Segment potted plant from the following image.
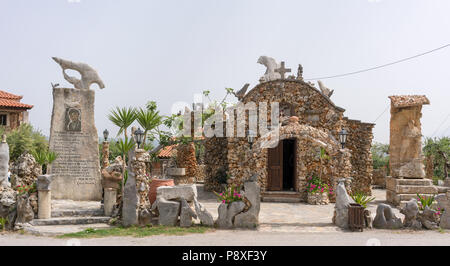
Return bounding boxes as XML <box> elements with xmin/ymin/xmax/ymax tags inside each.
<box><xmin>305</xmin><ymin>175</ymin><xmax>330</xmax><ymax>205</ymax></box>
<box><xmin>349</xmin><ymin>191</ymin><xmax>376</xmax><ymax>231</ymax></box>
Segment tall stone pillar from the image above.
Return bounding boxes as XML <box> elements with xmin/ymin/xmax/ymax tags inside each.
<box><xmin>101</xmin><ymin>141</ymin><xmax>110</xmax><ymax>169</ymax></box>
<box><xmin>48</xmin><ymin>87</ymin><xmax>102</xmax><ymax>201</ymax></box>
<box><xmin>386</xmin><ymin>95</ymin><xmax>437</xmax><ymax>206</ymax></box>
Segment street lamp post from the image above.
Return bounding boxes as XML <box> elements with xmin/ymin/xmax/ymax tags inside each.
<box><xmin>134</xmin><ymin>128</ymin><xmax>145</xmax><ymax>149</ymax></box>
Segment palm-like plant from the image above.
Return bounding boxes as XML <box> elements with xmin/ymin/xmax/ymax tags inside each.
<box><xmin>117</xmin><ymin>137</ymin><xmax>135</xmax><ymax>188</ymax></box>
<box><xmin>350</xmin><ymin>191</ymin><xmax>376</xmax><ymax>208</ymax></box>
<box><xmin>108</xmin><ymin>107</ymin><xmax>137</xmax><ymax>139</ymax></box>
<box><xmin>31</xmin><ymin>149</ymin><xmax>58</xmax><ymax>174</ymax></box>
<box><xmin>136</xmin><ymin>107</ymin><xmax>162</xmax><ymax>146</ymax></box>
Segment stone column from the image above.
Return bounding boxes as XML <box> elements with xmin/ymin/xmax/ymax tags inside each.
<box><xmin>123</xmin><ymin>149</ymin><xmax>151</xmax><ymax>226</ymax></box>
<box><xmin>104</xmin><ymin>188</ymin><xmax>116</xmax><ymax>216</ymax></box>
<box><xmin>37</xmin><ymin>175</ymin><xmax>53</xmax><ymax>219</ymax></box>
<box><xmin>101</xmin><ymin>141</ymin><xmax>110</xmax><ymax>169</ymax></box>
<box><xmin>386</xmin><ymin>95</ymin><xmax>437</xmax><ymax>206</ymax></box>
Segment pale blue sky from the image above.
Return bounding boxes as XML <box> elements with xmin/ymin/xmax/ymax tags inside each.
<box><xmin>1</xmin><ymin>0</ymin><xmax>449</xmax><ymax>143</ymax></box>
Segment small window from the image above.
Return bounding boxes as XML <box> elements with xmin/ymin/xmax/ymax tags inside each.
<box><xmin>0</xmin><ymin>115</ymin><xmax>7</xmax><ymax>126</ymax></box>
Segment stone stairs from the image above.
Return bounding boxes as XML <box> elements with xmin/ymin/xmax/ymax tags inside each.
<box><xmin>386</xmin><ymin>177</ymin><xmax>448</xmax><ymax>207</ymax></box>
<box><xmin>26</xmin><ymin>200</ymin><xmax>112</xmax><ymax>236</ymax></box>
<box><xmin>261</xmin><ymin>191</ymin><xmax>302</xmax><ymax>203</ymax></box>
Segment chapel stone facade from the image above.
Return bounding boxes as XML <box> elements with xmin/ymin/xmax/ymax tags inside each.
<box><xmin>204</xmin><ymin>74</ymin><xmax>375</xmax><ymax>202</ymax></box>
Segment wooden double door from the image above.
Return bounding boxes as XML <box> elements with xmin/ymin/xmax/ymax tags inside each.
<box><xmin>267</xmin><ymin>139</ymin><xmax>296</xmax><ymax>191</ymax></box>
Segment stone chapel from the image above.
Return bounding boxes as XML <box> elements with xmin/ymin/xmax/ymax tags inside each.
<box><xmin>203</xmin><ymin>58</ymin><xmax>375</xmax><ymax>202</ymax></box>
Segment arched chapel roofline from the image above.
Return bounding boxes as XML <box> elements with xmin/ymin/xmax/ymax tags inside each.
<box><xmin>242</xmin><ymin>79</ymin><xmax>346</xmax><ymax>113</ymax></box>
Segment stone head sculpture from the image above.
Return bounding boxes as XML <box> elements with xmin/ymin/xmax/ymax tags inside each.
<box><xmin>52</xmin><ymin>57</ymin><xmax>105</xmax><ymax>90</ymax></box>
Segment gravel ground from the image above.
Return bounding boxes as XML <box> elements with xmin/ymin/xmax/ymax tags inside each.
<box><xmin>1</xmin><ymin>187</ymin><xmax>449</xmax><ymax>246</ymax></box>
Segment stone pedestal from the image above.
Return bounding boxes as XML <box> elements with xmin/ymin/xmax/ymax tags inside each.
<box><xmin>37</xmin><ymin>175</ymin><xmax>53</xmax><ymax>219</ymax></box>
<box><xmin>386</xmin><ymin>176</ymin><xmax>438</xmax><ymax>206</ymax></box>
<box><xmin>387</xmin><ymin>95</ymin><xmax>435</xmax><ymax>206</ymax></box>
<box><xmin>48</xmin><ymin>88</ymin><xmax>102</xmax><ymax>201</ymax></box>
<box><xmin>38</xmin><ymin>191</ymin><xmax>51</xmax><ymax>219</ymax></box>
<box><xmin>104</xmin><ymin>188</ymin><xmax>116</xmax><ymax>216</ymax></box>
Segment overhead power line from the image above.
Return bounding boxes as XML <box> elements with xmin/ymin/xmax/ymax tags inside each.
<box><xmin>431</xmin><ymin>112</ymin><xmax>450</xmax><ymax>137</ymax></box>
<box><xmin>305</xmin><ymin>43</ymin><xmax>450</xmax><ymax>81</ymax></box>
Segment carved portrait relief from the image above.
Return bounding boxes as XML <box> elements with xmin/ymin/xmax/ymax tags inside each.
<box><xmin>65</xmin><ymin>108</ymin><xmax>81</xmax><ymax>132</ymax></box>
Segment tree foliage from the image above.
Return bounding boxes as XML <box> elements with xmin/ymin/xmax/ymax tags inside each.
<box><xmin>0</xmin><ymin>124</ymin><xmax>48</xmax><ymax>161</ymax></box>
<box><xmin>423</xmin><ymin>137</ymin><xmax>450</xmax><ymax>179</ymax></box>
<box><xmin>371</xmin><ymin>142</ymin><xmax>389</xmax><ymax>170</ymax></box>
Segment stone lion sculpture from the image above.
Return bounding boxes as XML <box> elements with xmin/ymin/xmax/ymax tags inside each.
<box><xmin>52</xmin><ymin>57</ymin><xmax>105</xmax><ymax>90</ymax></box>
<box><xmin>257</xmin><ymin>56</ymin><xmax>281</xmax><ymax>82</ymax></box>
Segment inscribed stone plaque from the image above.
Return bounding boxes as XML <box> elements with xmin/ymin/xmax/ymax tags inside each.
<box><xmin>48</xmin><ymin>88</ymin><xmax>102</xmax><ymax>201</ymax></box>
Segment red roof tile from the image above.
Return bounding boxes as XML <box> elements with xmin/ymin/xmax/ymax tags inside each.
<box><xmin>0</xmin><ymin>99</ymin><xmax>33</xmax><ymax>109</ymax></box>
<box><xmin>158</xmin><ymin>144</ymin><xmax>177</xmax><ymax>158</ymax></box>
<box><xmin>0</xmin><ymin>90</ymin><xmax>23</xmax><ymax>100</ymax></box>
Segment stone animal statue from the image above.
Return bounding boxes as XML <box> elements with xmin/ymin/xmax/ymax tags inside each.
<box><xmin>235</xmin><ymin>83</ymin><xmax>250</xmax><ymax>101</ymax></box>
<box><xmin>373</xmin><ymin>204</ymin><xmax>403</xmax><ymax>229</ymax></box>
<box><xmin>52</xmin><ymin>57</ymin><xmax>105</xmax><ymax>90</ymax></box>
<box><xmin>317</xmin><ymin>80</ymin><xmax>334</xmax><ymax>98</ymax></box>
<box><xmin>257</xmin><ymin>56</ymin><xmax>281</xmax><ymax>82</ymax></box>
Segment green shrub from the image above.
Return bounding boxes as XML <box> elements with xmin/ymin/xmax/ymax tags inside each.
<box><xmin>0</xmin><ymin>124</ymin><xmax>48</xmax><ymax>161</ymax></box>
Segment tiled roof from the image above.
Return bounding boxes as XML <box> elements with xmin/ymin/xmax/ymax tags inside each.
<box><xmin>0</xmin><ymin>90</ymin><xmax>23</xmax><ymax>100</ymax></box>
<box><xmin>0</xmin><ymin>99</ymin><xmax>33</xmax><ymax>109</ymax></box>
<box><xmin>389</xmin><ymin>95</ymin><xmax>430</xmax><ymax>108</ymax></box>
<box><xmin>158</xmin><ymin>144</ymin><xmax>177</xmax><ymax>158</ymax></box>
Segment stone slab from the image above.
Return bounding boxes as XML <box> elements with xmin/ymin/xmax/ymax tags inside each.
<box><xmin>48</xmin><ymin>88</ymin><xmax>102</xmax><ymax>201</ymax></box>
<box><xmin>156</xmin><ymin>184</ymin><xmax>197</xmax><ymax>202</ymax></box>
<box><xmin>31</xmin><ymin>216</ymin><xmax>110</xmax><ymax>226</ymax></box>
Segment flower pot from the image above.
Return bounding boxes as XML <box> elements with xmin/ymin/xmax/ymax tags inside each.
<box><xmin>307</xmin><ymin>192</ymin><xmax>329</xmax><ymax>205</ymax></box>
<box><xmin>148</xmin><ymin>178</ymin><xmax>175</xmax><ymax>205</ymax></box>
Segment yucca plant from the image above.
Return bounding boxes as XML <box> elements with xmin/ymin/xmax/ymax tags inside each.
<box><xmin>108</xmin><ymin>107</ymin><xmax>137</xmax><ymax>139</ymax></box>
<box><xmin>350</xmin><ymin>191</ymin><xmax>376</xmax><ymax>208</ymax></box>
<box><xmin>135</xmin><ymin>107</ymin><xmax>162</xmax><ymax>146</ymax></box>
<box><xmin>31</xmin><ymin>149</ymin><xmax>58</xmax><ymax>174</ymax></box>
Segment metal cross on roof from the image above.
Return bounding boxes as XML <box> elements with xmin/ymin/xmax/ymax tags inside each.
<box><xmin>275</xmin><ymin>61</ymin><xmax>291</xmax><ymax>79</ymax></box>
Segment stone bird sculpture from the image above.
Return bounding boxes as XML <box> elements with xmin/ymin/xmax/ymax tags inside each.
<box><xmin>317</xmin><ymin>80</ymin><xmax>334</xmax><ymax>98</ymax></box>
<box><xmin>52</xmin><ymin>57</ymin><xmax>105</xmax><ymax>90</ymax></box>
<box><xmin>235</xmin><ymin>83</ymin><xmax>250</xmax><ymax>101</ymax></box>
<box><xmin>257</xmin><ymin>56</ymin><xmax>281</xmax><ymax>82</ymax></box>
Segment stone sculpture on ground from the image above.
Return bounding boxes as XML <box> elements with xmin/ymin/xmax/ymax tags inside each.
<box><xmin>0</xmin><ymin>135</ymin><xmax>10</xmax><ymax>188</ymax></box>
<box><xmin>101</xmin><ymin>156</ymin><xmax>124</xmax><ymax>217</ymax></box>
<box><xmin>437</xmin><ymin>191</ymin><xmax>450</xmax><ymax>229</ymax></box>
<box><xmin>180</xmin><ymin>198</ymin><xmax>197</xmax><ymax>227</ymax></box>
<box><xmin>151</xmin><ymin>184</ymin><xmax>214</xmax><ymax>227</ymax></box>
<box><xmin>14</xmin><ymin>193</ymin><xmax>35</xmax><ymax>230</ymax></box>
<box><xmin>386</xmin><ymin>95</ymin><xmax>437</xmax><ymax>206</ymax></box>
<box><xmin>123</xmin><ymin>149</ymin><xmax>139</xmax><ymax>226</ymax></box>
<box><xmin>373</xmin><ymin>204</ymin><xmax>403</xmax><ymax>229</ymax></box>
<box><xmin>257</xmin><ymin>56</ymin><xmax>281</xmax><ymax>82</ymax></box>
<box><xmin>216</xmin><ymin>201</ymin><xmax>246</xmax><ymax>229</ymax></box>
<box><xmin>400</xmin><ymin>199</ymin><xmax>421</xmax><ymax>229</ymax></box>
<box><xmin>234</xmin><ymin>174</ymin><xmax>261</xmax><ymax>228</ymax></box>
<box><xmin>0</xmin><ymin>186</ymin><xmax>17</xmax><ymax>230</ymax></box>
<box><xmin>333</xmin><ymin>179</ymin><xmax>353</xmax><ymax>229</ymax></box>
